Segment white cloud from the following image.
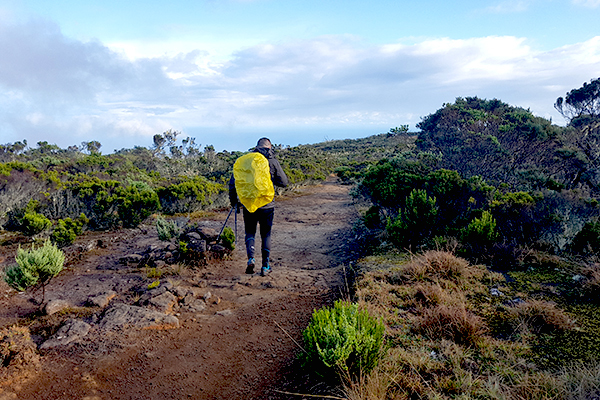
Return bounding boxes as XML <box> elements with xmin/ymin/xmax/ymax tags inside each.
<box><xmin>572</xmin><ymin>0</ymin><xmax>600</xmax><ymax>8</ymax></box>
<box><xmin>1</xmin><ymin>17</ymin><xmax>600</xmax><ymax>151</ymax></box>
<box><xmin>483</xmin><ymin>0</ymin><xmax>533</xmax><ymax>13</ymax></box>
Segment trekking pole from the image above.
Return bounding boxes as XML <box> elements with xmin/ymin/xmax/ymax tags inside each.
<box><xmin>216</xmin><ymin>206</ymin><xmax>235</xmax><ymax>244</ymax></box>
<box><xmin>235</xmin><ymin>203</ymin><xmax>238</xmax><ymax>246</ymax></box>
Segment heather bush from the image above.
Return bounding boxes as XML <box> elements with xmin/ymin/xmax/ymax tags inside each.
<box><xmin>157</xmin><ymin>176</ymin><xmax>223</xmax><ymax>214</ymax></box>
<box><xmin>20</xmin><ymin>210</ymin><xmax>52</xmax><ymax>236</ymax></box>
<box><xmin>51</xmin><ymin>213</ymin><xmax>88</xmax><ymax>247</ymax></box>
<box><xmin>386</xmin><ymin>189</ymin><xmax>438</xmax><ymax>247</ymax></box>
<box><xmin>156</xmin><ymin>216</ymin><xmax>180</xmax><ymax>241</ymax></box>
<box><xmin>302</xmin><ymin>300</ymin><xmax>385</xmax><ymax>379</ymax></box>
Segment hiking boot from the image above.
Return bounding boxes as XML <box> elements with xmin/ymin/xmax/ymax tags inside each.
<box><xmin>260</xmin><ymin>265</ymin><xmax>271</xmax><ymax>276</ymax></box>
<box><xmin>260</xmin><ymin>259</ymin><xmax>271</xmax><ymax>276</ymax></box>
<box><xmin>246</xmin><ymin>258</ymin><xmax>255</xmax><ymax>274</ymax></box>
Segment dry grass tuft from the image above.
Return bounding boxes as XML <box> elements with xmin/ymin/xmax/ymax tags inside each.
<box><xmin>414</xmin><ymin>304</ymin><xmax>488</xmax><ymax>347</ymax></box>
<box><xmin>509</xmin><ymin>300</ymin><xmax>575</xmax><ymax>335</ymax></box>
<box><xmin>400</xmin><ymin>250</ymin><xmax>485</xmax><ymax>287</ymax></box>
<box><xmin>0</xmin><ymin>325</ymin><xmax>40</xmax><ymax>387</ymax></box>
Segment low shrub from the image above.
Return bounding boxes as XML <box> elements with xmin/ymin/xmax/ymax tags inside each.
<box><xmin>302</xmin><ymin>300</ymin><xmax>385</xmax><ymax>379</ymax></box>
<box><xmin>220</xmin><ymin>227</ymin><xmax>235</xmax><ymax>251</ymax></box>
<box><xmin>156</xmin><ymin>216</ymin><xmax>180</xmax><ymax>241</ymax></box>
<box><xmin>3</xmin><ymin>240</ymin><xmax>65</xmax><ymax>305</ymax></box>
<box><xmin>460</xmin><ymin>210</ymin><xmax>499</xmax><ymax>247</ymax></box>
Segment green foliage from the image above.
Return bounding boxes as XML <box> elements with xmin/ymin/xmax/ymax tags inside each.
<box><xmin>4</xmin><ymin>240</ymin><xmax>65</xmax><ymax>304</ymax></box>
<box><xmin>416</xmin><ymin>97</ymin><xmax>562</xmax><ymax>190</ymax></box>
<box><xmin>555</xmin><ymin>77</ymin><xmax>600</xmax><ymax>122</ymax></box>
<box><xmin>302</xmin><ymin>300</ymin><xmax>385</xmax><ymax>378</ymax></box>
<box><xmin>460</xmin><ymin>210</ymin><xmax>499</xmax><ymax>246</ymax></box>
<box><xmin>117</xmin><ymin>184</ymin><xmax>161</xmax><ymax>228</ymax></box>
<box><xmin>221</xmin><ymin>227</ymin><xmax>235</xmax><ymax>251</ymax></box>
<box><xmin>51</xmin><ymin>213</ymin><xmax>88</xmax><ymax>247</ymax></box>
<box><xmin>20</xmin><ymin>211</ymin><xmax>52</xmax><ymax>236</ymax></box>
<box><xmin>386</xmin><ymin>189</ymin><xmax>438</xmax><ymax>248</ymax></box>
<box><xmin>156</xmin><ymin>216</ymin><xmax>180</xmax><ymax>241</ymax></box>
<box><xmin>157</xmin><ymin>176</ymin><xmax>223</xmax><ymax>214</ymax></box>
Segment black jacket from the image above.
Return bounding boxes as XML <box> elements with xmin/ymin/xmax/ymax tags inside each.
<box><xmin>229</xmin><ymin>146</ymin><xmax>289</xmax><ymax>210</ymax></box>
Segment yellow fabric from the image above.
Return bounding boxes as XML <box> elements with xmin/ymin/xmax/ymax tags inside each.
<box><xmin>233</xmin><ymin>152</ymin><xmax>275</xmax><ymax>213</ymax></box>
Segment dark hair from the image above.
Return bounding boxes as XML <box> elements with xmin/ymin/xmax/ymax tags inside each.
<box><xmin>257</xmin><ymin>137</ymin><xmax>272</xmax><ymax>148</ymax></box>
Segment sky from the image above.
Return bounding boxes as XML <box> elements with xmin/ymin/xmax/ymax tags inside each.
<box><xmin>0</xmin><ymin>0</ymin><xmax>599</xmax><ymax>153</ymax></box>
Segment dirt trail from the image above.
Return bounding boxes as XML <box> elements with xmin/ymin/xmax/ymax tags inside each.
<box><xmin>0</xmin><ymin>177</ymin><xmax>360</xmax><ymax>400</ymax></box>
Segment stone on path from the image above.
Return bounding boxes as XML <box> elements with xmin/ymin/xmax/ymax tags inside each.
<box><xmin>98</xmin><ymin>304</ymin><xmax>179</xmax><ymax>331</ymax></box>
<box><xmin>87</xmin><ymin>291</ymin><xmax>117</xmax><ymax>308</ymax></box>
<box><xmin>44</xmin><ymin>299</ymin><xmax>71</xmax><ymax>316</ymax></box>
<box><xmin>147</xmin><ymin>291</ymin><xmax>177</xmax><ymax>314</ymax></box>
<box><xmin>40</xmin><ymin>319</ymin><xmax>91</xmax><ymax>350</ymax></box>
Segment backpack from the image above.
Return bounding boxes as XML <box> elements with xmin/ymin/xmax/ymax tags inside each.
<box><xmin>233</xmin><ymin>152</ymin><xmax>275</xmax><ymax>213</ymax></box>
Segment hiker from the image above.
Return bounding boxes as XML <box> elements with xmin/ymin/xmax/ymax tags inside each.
<box><xmin>229</xmin><ymin>137</ymin><xmax>289</xmax><ymax>276</ymax></box>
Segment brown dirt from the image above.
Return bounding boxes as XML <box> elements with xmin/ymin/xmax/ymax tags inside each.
<box><xmin>0</xmin><ymin>177</ymin><xmax>361</xmax><ymax>399</ymax></box>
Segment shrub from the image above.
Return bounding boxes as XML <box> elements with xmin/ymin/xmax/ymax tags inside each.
<box><xmin>117</xmin><ymin>184</ymin><xmax>160</xmax><ymax>228</ymax></box>
<box><xmin>156</xmin><ymin>216</ymin><xmax>180</xmax><ymax>241</ymax></box>
<box><xmin>571</xmin><ymin>220</ymin><xmax>600</xmax><ymax>254</ymax></box>
<box><xmin>157</xmin><ymin>176</ymin><xmax>223</xmax><ymax>214</ymax></box>
<box><xmin>302</xmin><ymin>300</ymin><xmax>385</xmax><ymax>379</ymax></box>
<box><xmin>20</xmin><ymin>211</ymin><xmax>52</xmax><ymax>236</ymax></box>
<box><xmin>460</xmin><ymin>210</ymin><xmax>499</xmax><ymax>246</ymax></box>
<box><xmin>51</xmin><ymin>213</ymin><xmax>88</xmax><ymax>247</ymax></box>
<box><xmin>387</xmin><ymin>189</ymin><xmax>438</xmax><ymax>248</ymax></box>
<box><xmin>3</xmin><ymin>240</ymin><xmax>65</xmax><ymax>305</ymax></box>
<box><xmin>221</xmin><ymin>227</ymin><xmax>235</xmax><ymax>251</ymax></box>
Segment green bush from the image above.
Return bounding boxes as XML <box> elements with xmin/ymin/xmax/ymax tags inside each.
<box><xmin>21</xmin><ymin>211</ymin><xmax>52</xmax><ymax>236</ymax></box>
<box><xmin>156</xmin><ymin>216</ymin><xmax>180</xmax><ymax>241</ymax></box>
<box><xmin>460</xmin><ymin>210</ymin><xmax>499</xmax><ymax>246</ymax></box>
<box><xmin>4</xmin><ymin>240</ymin><xmax>65</xmax><ymax>304</ymax></box>
<box><xmin>157</xmin><ymin>176</ymin><xmax>223</xmax><ymax>214</ymax></box>
<box><xmin>51</xmin><ymin>213</ymin><xmax>88</xmax><ymax>247</ymax></box>
<box><xmin>221</xmin><ymin>227</ymin><xmax>235</xmax><ymax>251</ymax></box>
<box><xmin>117</xmin><ymin>184</ymin><xmax>160</xmax><ymax>228</ymax></box>
<box><xmin>302</xmin><ymin>300</ymin><xmax>385</xmax><ymax>379</ymax></box>
<box><xmin>387</xmin><ymin>189</ymin><xmax>438</xmax><ymax>247</ymax></box>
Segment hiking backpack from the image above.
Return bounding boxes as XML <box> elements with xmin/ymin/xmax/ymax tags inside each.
<box><xmin>233</xmin><ymin>152</ymin><xmax>275</xmax><ymax>213</ymax></box>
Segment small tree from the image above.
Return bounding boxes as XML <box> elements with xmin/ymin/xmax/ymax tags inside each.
<box><xmin>3</xmin><ymin>240</ymin><xmax>65</xmax><ymax>306</ymax></box>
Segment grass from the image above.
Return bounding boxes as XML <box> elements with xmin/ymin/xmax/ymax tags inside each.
<box><xmin>348</xmin><ymin>249</ymin><xmax>600</xmax><ymax>399</ymax></box>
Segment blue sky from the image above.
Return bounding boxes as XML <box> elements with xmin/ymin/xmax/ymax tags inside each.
<box><xmin>1</xmin><ymin>0</ymin><xmax>599</xmax><ymax>152</ymax></box>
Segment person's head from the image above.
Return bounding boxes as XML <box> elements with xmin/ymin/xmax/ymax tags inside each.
<box><xmin>256</xmin><ymin>137</ymin><xmax>272</xmax><ymax>149</ymax></box>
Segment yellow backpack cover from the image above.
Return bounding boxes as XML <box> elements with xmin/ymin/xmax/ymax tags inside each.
<box><xmin>233</xmin><ymin>152</ymin><xmax>275</xmax><ymax>213</ymax></box>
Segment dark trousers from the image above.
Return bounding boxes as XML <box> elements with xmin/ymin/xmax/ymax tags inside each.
<box><xmin>243</xmin><ymin>207</ymin><xmax>274</xmax><ymax>266</ymax></box>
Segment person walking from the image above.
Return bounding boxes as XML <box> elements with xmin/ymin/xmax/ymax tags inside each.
<box><xmin>229</xmin><ymin>138</ymin><xmax>289</xmax><ymax>276</ymax></box>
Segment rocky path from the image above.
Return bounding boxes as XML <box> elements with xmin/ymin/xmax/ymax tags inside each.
<box><xmin>0</xmin><ymin>177</ymin><xmax>360</xmax><ymax>400</ymax></box>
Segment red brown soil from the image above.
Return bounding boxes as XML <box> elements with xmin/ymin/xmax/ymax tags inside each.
<box><xmin>0</xmin><ymin>177</ymin><xmax>360</xmax><ymax>399</ymax></box>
